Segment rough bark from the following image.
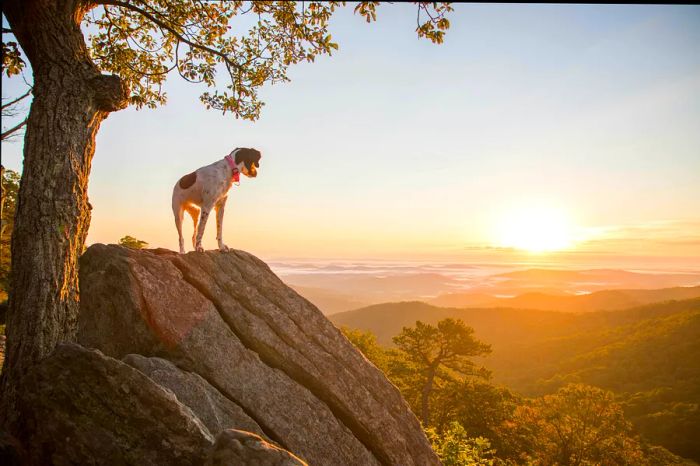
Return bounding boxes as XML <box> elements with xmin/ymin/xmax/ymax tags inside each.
<box><xmin>0</xmin><ymin>165</ymin><xmax>4</xmax><ymax>241</ymax></box>
<box><xmin>0</xmin><ymin>0</ymin><xmax>129</xmax><ymax>432</ymax></box>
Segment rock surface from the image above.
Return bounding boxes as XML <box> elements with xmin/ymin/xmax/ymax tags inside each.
<box><xmin>78</xmin><ymin>245</ymin><xmax>439</xmax><ymax>465</ymax></box>
<box><xmin>123</xmin><ymin>354</ymin><xmax>267</xmax><ymax>439</ymax></box>
<box><xmin>205</xmin><ymin>429</ymin><xmax>306</xmax><ymax>466</ymax></box>
<box><xmin>20</xmin><ymin>343</ymin><xmax>213</xmax><ymax>466</ymax></box>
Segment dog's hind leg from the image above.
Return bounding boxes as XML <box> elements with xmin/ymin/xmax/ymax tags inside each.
<box><xmin>215</xmin><ymin>196</ymin><xmax>228</xmax><ymax>251</ymax></box>
<box><xmin>194</xmin><ymin>205</ymin><xmax>213</xmax><ymax>252</ymax></box>
<box><xmin>173</xmin><ymin>203</ymin><xmax>186</xmax><ymax>254</ymax></box>
<box><xmin>184</xmin><ymin>205</ymin><xmax>200</xmax><ymax>250</ymax></box>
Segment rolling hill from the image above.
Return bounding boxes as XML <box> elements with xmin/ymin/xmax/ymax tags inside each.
<box><xmin>289</xmin><ymin>285</ymin><xmax>371</xmax><ymax>315</ymax></box>
<box><xmin>330</xmin><ymin>297</ymin><xmax>700</xmax><ymax>347</ymax></box>
<box><xmin>330</xmin><ymin>298</ymin><xmax>700</xmax><ymax>461</ymax></box>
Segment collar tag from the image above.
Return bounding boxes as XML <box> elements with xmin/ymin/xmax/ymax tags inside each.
<box><xmin>225</xmin><ymin>154</ymin><xmax>240</xmax><ymax>185</ymax></box>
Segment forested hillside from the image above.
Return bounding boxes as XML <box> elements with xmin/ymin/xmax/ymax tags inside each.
<box><xmin>331</xmin><ymin>298</ymin><xmax>699</xmax><ymax>346</ymax></box>
<box><xmin>492</xmin><ymin>306</ymin><xmax>700</xmax><ymax>460</ymax></box>
<box><xmin>332</xmin><ymin>298</ymin><xmax>700</xmax><ymax>461</ymax></box>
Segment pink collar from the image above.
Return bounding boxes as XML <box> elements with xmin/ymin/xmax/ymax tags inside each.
<box><xmin>225</xmin><ymin>154</ymin><xmax>240</xmax><ymax>183</ymax></box>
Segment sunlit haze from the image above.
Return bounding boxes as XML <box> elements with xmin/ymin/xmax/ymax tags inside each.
<box><xmin>493</xmin><ymin>204</ymin><xmax>575</xmax><ymax>253</ymax></box>
<box><xmin>3</xmin><ymin>4</ymin><xmax>700</xmax><ymax>269</ymax></box>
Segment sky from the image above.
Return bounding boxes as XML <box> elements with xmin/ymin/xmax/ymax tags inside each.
<box><xmin>2</xmin><ymin>4</ymin><xmax>700</xmax><ymax>267</ymax></box>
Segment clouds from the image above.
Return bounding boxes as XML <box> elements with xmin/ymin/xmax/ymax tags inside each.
<box><xmin>577</xmin><ymin>220</ymin><xmax>700</xmax><ymax>255</ymax></box>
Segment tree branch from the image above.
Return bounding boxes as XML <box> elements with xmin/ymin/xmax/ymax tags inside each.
<box><xmin>102</xmin><ymin>5</ymin><xmax>167</xmax><ymax>55</ymax></box>
<box><xmin>1</xmin><ymin>118</ymin><xmax>27</xmax><ymax>141</ymax></box>
<box><xmin>97</xmin><ymin>0</ymin><xmax>241</xmax><ymax>72</ymax></box>
<box><xmin>174</xmin><ymin>40</ymin><xmax>205</xmax><ymax>84</ymax></box>
<box><xmin>1</xmin><ymin>88</ymin><xmax>32</xmax><ymax>111</ymax></box>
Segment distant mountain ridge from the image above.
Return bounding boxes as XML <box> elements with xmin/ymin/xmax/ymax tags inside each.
<box><xmin>495</xmin><ymin>268</ymin><xmax>700</xmax><ymax>283</ymax></box>
<box><xmin>330</xmin><ymin>297</ymin><xmax>700</xmax><ymax>347</ymax></box>
<box><xmin>429</xmin><ymin>285</ymin><xmax>700</xmax><ymax>312</ymax></box>
<box><xmin>289</xmin><ymin>284</ymin><xmax>371</xmax><ymax>315</ymax></box>
<box><xmin>280</xmin><ymin>264</ymin><xmax>700</xmax><ymax>315</ymax></box>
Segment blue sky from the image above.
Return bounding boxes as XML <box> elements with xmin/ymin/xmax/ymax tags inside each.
<box><xmin>2</xmin><ymin>3</ymin><xmax>699</xmax><ymax>263</ymax></box>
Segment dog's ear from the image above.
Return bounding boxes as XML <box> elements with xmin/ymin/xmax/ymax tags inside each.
<box><xmin>235</xmin><ymin>148</ymin><xmax>262</xmax><ymax>169</ymax></box>
<box><xmin>250</xmin><ymin>148</ymin><xmax>261</xmax><ymax>168</ymax></box>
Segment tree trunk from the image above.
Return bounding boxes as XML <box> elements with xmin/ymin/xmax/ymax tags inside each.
<box><xmin>421</xmin><ymin>364</ymin><xmax>438</xmax><ymax>426</ymax></box>
<box><xmin>1</xmin><ymin>165</ymin><xmax>5</xmax><ymax>240</ymax></box>
<box><xmin>0</xmin><ymin>0</ymin><xmax>129</xmax><ymax>435</ymax></box>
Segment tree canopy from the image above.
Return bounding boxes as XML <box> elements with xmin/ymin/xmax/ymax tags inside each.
<box><xmin>343</xmin><ymin>322</ymin><xmax>692</xmax><ymax>465</ymax></box>
<box><xmin>508</xmin><ymin>384</ymin><xmax>647</xmax><ymax>465</ymax></box>
<box><xmin>394</xmin><ymin>319</ymin><xmax>492</xmax><ymax>378</ymax></box>
<box><xmin>3</xmin><ymin>1</ymin><xmax>453</xmax><ymax>120</ymax></box>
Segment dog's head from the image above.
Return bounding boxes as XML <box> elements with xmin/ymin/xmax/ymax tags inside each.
<box><xmin>234</xmin><ymin>147</ymin><xmax>262</xmax><ymax>178</ymax></box>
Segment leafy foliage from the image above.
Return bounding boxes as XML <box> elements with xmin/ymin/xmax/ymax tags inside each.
<box><xmin>342</xmin><ymin>317</ymin><xmax>695</xmax><ymax>465</ymax></box>
<box><xmin>75</xmin><ymin>1</ymin><xmax>453</xmax><ymax>120</ymax></box>
<box><xmin>415</xmin><ymin>2</ymin><xmax>452</xmax><ymax>44</ymax></box>
<box><xmin>425</xmin><ymin>422</ymin><xmax>496</xmax><ymax>466</ymax></box>
<box><xmin>3</xmin><ymin>2</ymin><xmax>453</xmax><ymax>120</ymax></box>
<box><xmin>589</xmin><ymin>310</ymin><xmax>696</xmax><ymax>460</ymax></box>
<box><xmin>393</xmin><ymin>319</ymin><xmax>492</xmax><ymax>378</ymax></box>
<box><xmin>0</xmin><ymin>168</ymin><xmax>20</xmax><ymax>293</ymax></box>
<box><xmin>498</xmin><ymin>305</ymin><xmax>700</xmax><ymax>461</ymax></box>
<box><xmin>392</xmin><ymin>318</ymin><xmax>492</xmax><ymax>424</ymax></box>
<box><xmin>507</xmin><ymin>384</ymin><xmax>646</xmax><ymax>465</ymax></box>
<box><xmin>431</xmin><ymin>379</ymin><xmax>520</xmax><ymax>457</ymax></box>
<box><xmin>333</xmin><ymin>298</ymin><xmax>700</xmax><ymax>461</ymax></box>
<box><xmin>118</xmin><ymin>235</ymin><xmax>149</xmax><ymax>249</ymax></box>
<box><xmin>340</xmin><ymin>326</ymin><xmax>395</xmax><ymax>373</ymax></box>
<box><xmin>1</xmin><ymin>39</ymin><xmax>25</xmax><ymax>77</ymax></box>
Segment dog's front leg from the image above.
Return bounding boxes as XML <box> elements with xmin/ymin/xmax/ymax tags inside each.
<box><xmin>194</xmin><ymin>207</ymin><xmax>212</xmax><ymax>252</ymax></box>
<box><xmin>215</xmin><ymin>197</ymin><xmax>229</xmax><ymax>251</ymax></box>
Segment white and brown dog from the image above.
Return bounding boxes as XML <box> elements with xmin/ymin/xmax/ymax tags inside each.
<box><xmin>172</xmin><ymin>147</ymin><xmax>261</xmax><ymax>253</ymax></box>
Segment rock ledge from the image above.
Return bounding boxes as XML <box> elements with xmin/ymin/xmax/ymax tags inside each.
<box><xmin>71</xmin><ymin>245</ymin><xmax>438</xmax><ymax>465</ymax></box>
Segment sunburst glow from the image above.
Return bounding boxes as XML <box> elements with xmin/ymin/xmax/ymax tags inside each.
<box><xmin>494</xmin><ymin>205</ymin><xmax>575</xmax><ymax>253</ymax></box>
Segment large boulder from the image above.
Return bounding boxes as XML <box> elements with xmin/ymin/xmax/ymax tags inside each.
<box><xmin>19</xmin><ymin>343</ymin><xmax>308</xmax><ymax>466</ymax></box>
<box><xmin>205</xmin><ymin>429</ymin><xmax>305</xmax><ymax>466</ymax></box>
<box><xmin>19</xmin><ymin>343</ymin><xmax>213</xmax><ymax>466</ymax></box>
<box><xmin>78</xmin><ymin>245</ymin><xmax>439</xmax><ymax>465</ymax></box>
<box><xmin>122</xmin><ymin>354</ymin><xmax>268</xmax><ymax>440</ymax></box>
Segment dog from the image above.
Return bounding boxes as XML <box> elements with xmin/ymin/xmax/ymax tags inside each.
<box><xmin>172</xmin><ymin>147</ymin><xmax>261</xmax><ymax>254</ymax></box>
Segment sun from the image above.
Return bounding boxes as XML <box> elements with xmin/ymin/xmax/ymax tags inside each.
<box><xmin>494</xmin><ymin>205</ymin><xmax>575</xmax><ymax>253</ymax></box>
